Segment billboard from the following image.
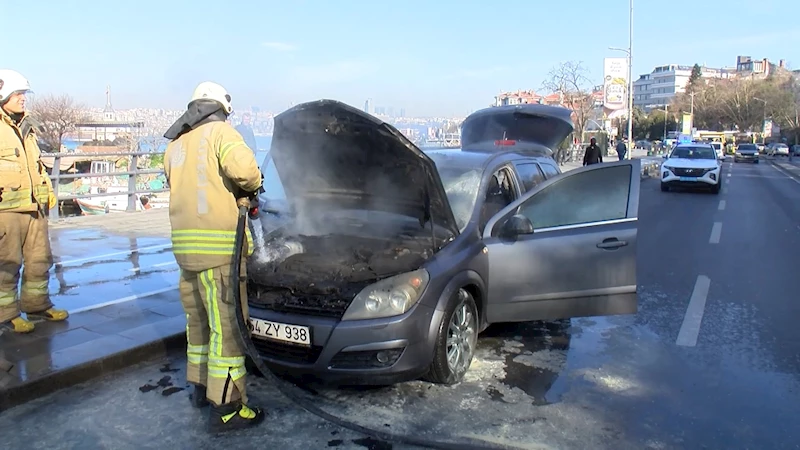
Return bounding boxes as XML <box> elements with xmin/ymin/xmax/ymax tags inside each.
<box><xmin>681</xmin><ymin>113</ymin><xmax>693</xmax><ymax>135</ymax></box>
<box><xmin>603</xmin><ymin>57</ymin><xmax>628</xmax><ymax>111</ymax></box>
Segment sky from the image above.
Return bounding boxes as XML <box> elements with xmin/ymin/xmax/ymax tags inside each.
<box><xmin>2</xmin><ymin>0</ymin><xmax>799</xmax><ymax>117</ymax></box>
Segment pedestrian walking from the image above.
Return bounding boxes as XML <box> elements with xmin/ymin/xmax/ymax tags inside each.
<box><xmin>616</xmin><ymin>138</ymin><xmax>628</xmax><ymax>161</ymax></box>
<box><xmin>0</xmin><ymin>69</ymin><xmax>68</xmax><ymax>334</ymax></box>
<box><xmin>163</xmin><ymin>81</ymin><xmax>265</xmax><ymax>432</ymax></box>
<box><xmin>583</xmin><ymin>137</ymin><xmax>603</xmax><ymax>166</ymax></box>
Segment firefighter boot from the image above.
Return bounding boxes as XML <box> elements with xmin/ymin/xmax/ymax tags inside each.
<box><xmin>190</xmin><ymin>384</ymin><xmax>210</xmax><ymax>408</ymax></box>
<box><xmin>27</xmin><ymin>308</ymin><xmax>69</xmax><ymax>322</ymax></box>
<box><xmin>208</xmin><ymin>401</ymin><xmax>266</xmax><ymax>433</ymax></box>
<box><xmin>0</xmin><ymin>316</ymin><xmax>35</xmax><ymax>334</ymax></box>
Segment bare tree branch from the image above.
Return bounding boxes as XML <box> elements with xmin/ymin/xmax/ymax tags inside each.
<box><xmin>542</xmin><ymin>61</ymin><xmax>596</xmax><ymax>143</ymax></box>
<box><xmin>29</xmin><ymin>94</ymin><xmax>87</xmax><ymax>152</ymax></box>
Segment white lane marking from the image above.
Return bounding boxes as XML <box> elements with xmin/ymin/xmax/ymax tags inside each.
<box><xmin>718</xmin><ymin>200</ymin><xmax>726</xmax><ymax>211</ymax></box>
<box><xmin>68</xmin><ymin>285</ymin><xmax>179</xmax><ymax>314</ymax></box>
<box><xmin>770</xmin><ymin>162</ymin><xmax>800</xmax><ymax>185</ymax></box>
<box><xmin>726</xmin><ymin>172</ymin><xmax>732</xmax><ymax>177</ymax></box>
<box><xmin>676</xmin><ymin>275</ymin><xmax>712</xmax><ymax>347</ymax></box>
<box><xmin>128</xmin><ymin>260</ymin><xmax>177</xmax><ymax>272</ymax></box>
<box><xmin>55</xmin><ymin>243</ymin><xmax>172</xmax><ymax>267</ymax></box>
<box><xmin>709</xmin><ymin>222</ymin><xmax>723</xmax><ymax>244</ymax></box>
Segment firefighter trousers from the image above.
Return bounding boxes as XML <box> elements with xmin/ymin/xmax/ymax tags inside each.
<box><xmin>0</xmin><ymin>211</ymin><xmax>54</xmax><ymax>323</ymax></box>
<box><xmin>179</xmin><ymin>263</ymin><xmax>250</xmax><ymax>406</ymax></box>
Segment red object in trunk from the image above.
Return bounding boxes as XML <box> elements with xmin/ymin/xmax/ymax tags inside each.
<box><xmin>494</xmin><ymin>140</ymin><xmax>516</xmax><ymax>146</ymax></box>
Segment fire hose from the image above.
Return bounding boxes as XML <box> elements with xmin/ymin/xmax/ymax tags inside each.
<box><xmin>231</xmin><ymin>198</ymin><xmax>527</xmax><ymax>450</ymax></box>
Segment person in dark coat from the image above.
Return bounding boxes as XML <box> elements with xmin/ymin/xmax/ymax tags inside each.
<box><xmin>583</xmin><ymin>137</ymin><xmax>603</xmax><ymax>166</ymax></box>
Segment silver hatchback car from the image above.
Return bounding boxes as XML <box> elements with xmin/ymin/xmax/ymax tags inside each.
<box><xmin>246</xmin><ymin>101</ymin><xmax>641</xmax><ymax>385</ymax></box>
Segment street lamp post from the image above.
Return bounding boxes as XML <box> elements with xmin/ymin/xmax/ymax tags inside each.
<box><xmin>609</xmin><ymin>0</ymin><xmax>634</xmax><ymax>160</ymax></box>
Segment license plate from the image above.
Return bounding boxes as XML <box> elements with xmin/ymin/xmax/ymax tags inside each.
<box><xmin>679</xmin><ymin>176</ymin><xmax>697</xmax><ymax>182</ymax></box>
<box><xmin>249</xmin><ymin>318</ymin><xmax>311</xmax><ymax>346</ymax></box>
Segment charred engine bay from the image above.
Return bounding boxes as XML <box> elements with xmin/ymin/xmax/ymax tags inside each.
<box><xmin>247</xmin><ymin>233</ymin><xmax>433</xmax><ymax>318</ymax></box>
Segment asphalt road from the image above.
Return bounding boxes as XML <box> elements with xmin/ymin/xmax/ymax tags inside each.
<box><xmin>2</xmin><ymin>156</ymin><xmax>799</xmax><ymax>450</ymax></box>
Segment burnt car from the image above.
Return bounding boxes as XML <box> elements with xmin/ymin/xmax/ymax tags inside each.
<box><xmin>246</xmin><ymin>101</ymin><xmax>640</xmax><ymax>385</ymax></box>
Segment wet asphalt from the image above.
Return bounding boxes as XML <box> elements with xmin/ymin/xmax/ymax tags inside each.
<box><xmin>2</xmin><ymin>157</ymin><xmax>800</xmax><ymax>450</ymax></box>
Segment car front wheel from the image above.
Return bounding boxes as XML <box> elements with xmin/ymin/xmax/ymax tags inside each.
<box><xmin>424</xmin><ymin>288</ymin><xmax>478</xmax><ymax>385</ymax></box>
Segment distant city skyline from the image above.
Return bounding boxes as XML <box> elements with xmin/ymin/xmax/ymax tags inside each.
<box><xmin>6</xmin><ymin>0</ymin><xmax>799</xmax><ymax>117</ymax></box>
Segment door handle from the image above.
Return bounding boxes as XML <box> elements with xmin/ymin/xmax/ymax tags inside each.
<box><xmin>597</xmin><ymin>238</ymin><xmax>628</xmax><ymax>250</ymax></box>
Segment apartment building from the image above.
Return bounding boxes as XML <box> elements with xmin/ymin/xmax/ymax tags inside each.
<box><xmin>632</xmin><ymin>56</ymin><xmax>791</xmax><ymax>112</ymax></box>
<box><xmin>632</xmin><ymin>64</ymin><xmax>735</xmax><ymax>111</ymax></box>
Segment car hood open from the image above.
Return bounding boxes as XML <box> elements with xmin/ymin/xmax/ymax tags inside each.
<box><xmin>459</xmin><ymin>104</ymin><xmax>575</xmax><ymax>154</ymax></box>
<box><xmin>269</xmin><ymin>99</ymin><xmax>460</xmax><ymax>237</ymax></box>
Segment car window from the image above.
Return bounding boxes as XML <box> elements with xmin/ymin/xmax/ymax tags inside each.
<box><xmin>517</xmin><ymin>165</ymin><xmax>632</xmax><ymax>230</ymax></box>
<box><xmin>480</xmin><ymin>167</ymin><xmax>518</xmax><ymax>233</ymax></box>
<box><xmin>514</xmin><ymin>162</ymin><xmax>546</xmax><ymax>191</ymax></box>
<box><xmin>539</xmin><ymin>161</ymin><xmax>560</xmax><ymax>178</ymax></box>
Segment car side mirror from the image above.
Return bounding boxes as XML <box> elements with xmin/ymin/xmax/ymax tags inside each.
<box><xmin>500</xmin><ymin>214</ymin><xmax>534</xmax><ymax>237</ymax></box>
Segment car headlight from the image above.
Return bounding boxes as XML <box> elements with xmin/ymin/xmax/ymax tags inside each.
<box><xmin>342</xmin><ymin>269</ymin><xmax>430</xmax><ymax>320</ymax></box>
<box><xmin>662</xmin><ymin>165</ymin><xmax>673</xmax><ymax>171</ymax></box>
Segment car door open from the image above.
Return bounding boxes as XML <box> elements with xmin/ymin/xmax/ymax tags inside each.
<box><xmin>482</xmin><ymin>159</ymin><xmax>641</xmax><ymax>324</ymax></box>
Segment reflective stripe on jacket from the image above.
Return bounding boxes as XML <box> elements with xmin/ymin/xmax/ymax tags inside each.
<box><xmin>0</xmin><ymin>110</ymin><xmax>51</xmax><ymax>212</ymax></box>
<box><xmin>164</xmin><ymin>121</ymin><xmax>261</xmax><ymax>272</ymax></box>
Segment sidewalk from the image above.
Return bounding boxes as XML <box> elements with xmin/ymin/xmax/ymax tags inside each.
<box><xmin>0</xmin><ymin>289</ymin><xmax>185</xmax><ymax>411</ymax></box>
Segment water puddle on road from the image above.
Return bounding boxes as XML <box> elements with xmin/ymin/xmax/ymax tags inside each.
<box><xmin>258</xmin><ymin>319</ymin><xmax>618</xmax><ymax>447</ymax></box>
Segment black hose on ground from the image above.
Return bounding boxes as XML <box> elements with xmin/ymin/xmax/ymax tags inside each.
<box><xmin>230</xmin><ymin>200</ymin><xmax>527</xmax><ymax>450</ymax></box>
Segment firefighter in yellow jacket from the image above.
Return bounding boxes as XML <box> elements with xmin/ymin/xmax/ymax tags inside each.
<box><xmin>163</xmin><ymin>81</ymin><xmax>264</xmax><ymax>433</ymax></box>
<box><xmin>0</xmin><ymin>69</ymin><xmax>68</xmax><ymax>334</ymax></box>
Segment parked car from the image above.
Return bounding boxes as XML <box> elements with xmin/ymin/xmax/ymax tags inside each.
<box><xmin>246</xmin><ymin>101</ymin><xmax>640</xmax><ymax>385</ymax></box>
<box><xmin>792</xmin><ymin>144</ymin><xmax>800</xmax><ymax>156</ymax></box>
<box><xmin>734</xmin><ymin>143</ymin><xmax>760</xmax><ymax>163</ymax></box>
<box><xmin>661</xmin><ymin>142</ymin><xmax>722</xmax><ymax>194</ymax></box>
<box><xmin>767</xmin><ymin>143</ymin><xmax>790</xmax><ymax>156</ymax></box>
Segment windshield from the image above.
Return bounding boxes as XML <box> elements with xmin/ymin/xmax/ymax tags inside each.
<box><xmin>259</xmin><ymin>153</ymin><xmax>480</xmax><ymax>232</ymax></box>
<box><xmin>670</xmin><ymin>146</ymin><xmax>716</xmax><ymax>160</ymax></box>
<box><xmin>738</xmin><ymin>144</ymin><xmax>757</xmax><ymax>151</ymax></box>
<box><xmin>435</xmin><ymin>166</ymin><xmax>482</xmax><ymax>231</ymax></box>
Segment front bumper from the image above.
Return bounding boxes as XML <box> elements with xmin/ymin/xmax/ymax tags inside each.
<box><xmin>661</xmin><ymin>167</ymin><xmax>720</xmax><ymax>188</ymax></box>
<box><xmin>734</xmin><ymin>153</ymin><xmax>759</xmax><ymax>162</ymax></box>
<box><xmin>246</xmin><ymin>301</ymin><xmax>440</xmax><ymax>384</ymax></box>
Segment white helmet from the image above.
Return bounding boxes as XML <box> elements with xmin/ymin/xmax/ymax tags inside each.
<box><xmin>0</xmin><ymin>69</ymin><xmax>32</xmax><ymax>103</ymax></box>
<box><xmin>190</xmin><ymin>81</ymin><xmax>232</xmax><ymax>114</ymax></box>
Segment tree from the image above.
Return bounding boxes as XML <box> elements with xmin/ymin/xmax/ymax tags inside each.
<box><xmin>672</xmin><ymin>81</ymin><xmax>726</xmax><ymax>131</ymax></box>
<box><xmin>686</xmin><ymin>64</ymin><xmax>703</xmax><ymax>93</ymax></box>
<box><xmin>714</xmin><ymin>78</ymin><xmax>769</xmax><ymax>132</ymax></box>
<box><xmin>29</xmin><ymin>94</ymin><xmax>86</xmax><ymax>152</ymax></box>
<box><xmin>763</xmin><ymin>74</ymin><xmax>800</xmax><ymax>143</ymax></box>
<box><xmin>542</xmin><ymin>61</ymin><xmax>596</xmax><ymax>147</ymax></box>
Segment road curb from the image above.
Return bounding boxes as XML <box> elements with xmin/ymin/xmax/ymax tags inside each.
<box><xmin>0</xmin><ymin>331</ymin><xmax>186</xmax><ymax>413</ymax></box>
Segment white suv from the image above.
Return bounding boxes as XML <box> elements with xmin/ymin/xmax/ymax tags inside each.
<box><xmin>660</xmin><ymin>143</ymin><xmax>722</xmax><ymax>194</ymax></box>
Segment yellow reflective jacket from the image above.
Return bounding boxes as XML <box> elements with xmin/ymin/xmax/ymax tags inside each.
<box><xmin>0</xmin><ymin>110</ymin><xmax>52</xmax><ymax>213</ymax></box>
<box><xmin>164</xmin><ymin>120</ymin><xmax>262</xmax><ymax>272</ymax></box>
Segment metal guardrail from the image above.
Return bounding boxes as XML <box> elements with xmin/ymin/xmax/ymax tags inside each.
<box><xmin>47</xmin><ymin>151</ymin><xmax>166</xmax><ymax>220</ymax></box>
